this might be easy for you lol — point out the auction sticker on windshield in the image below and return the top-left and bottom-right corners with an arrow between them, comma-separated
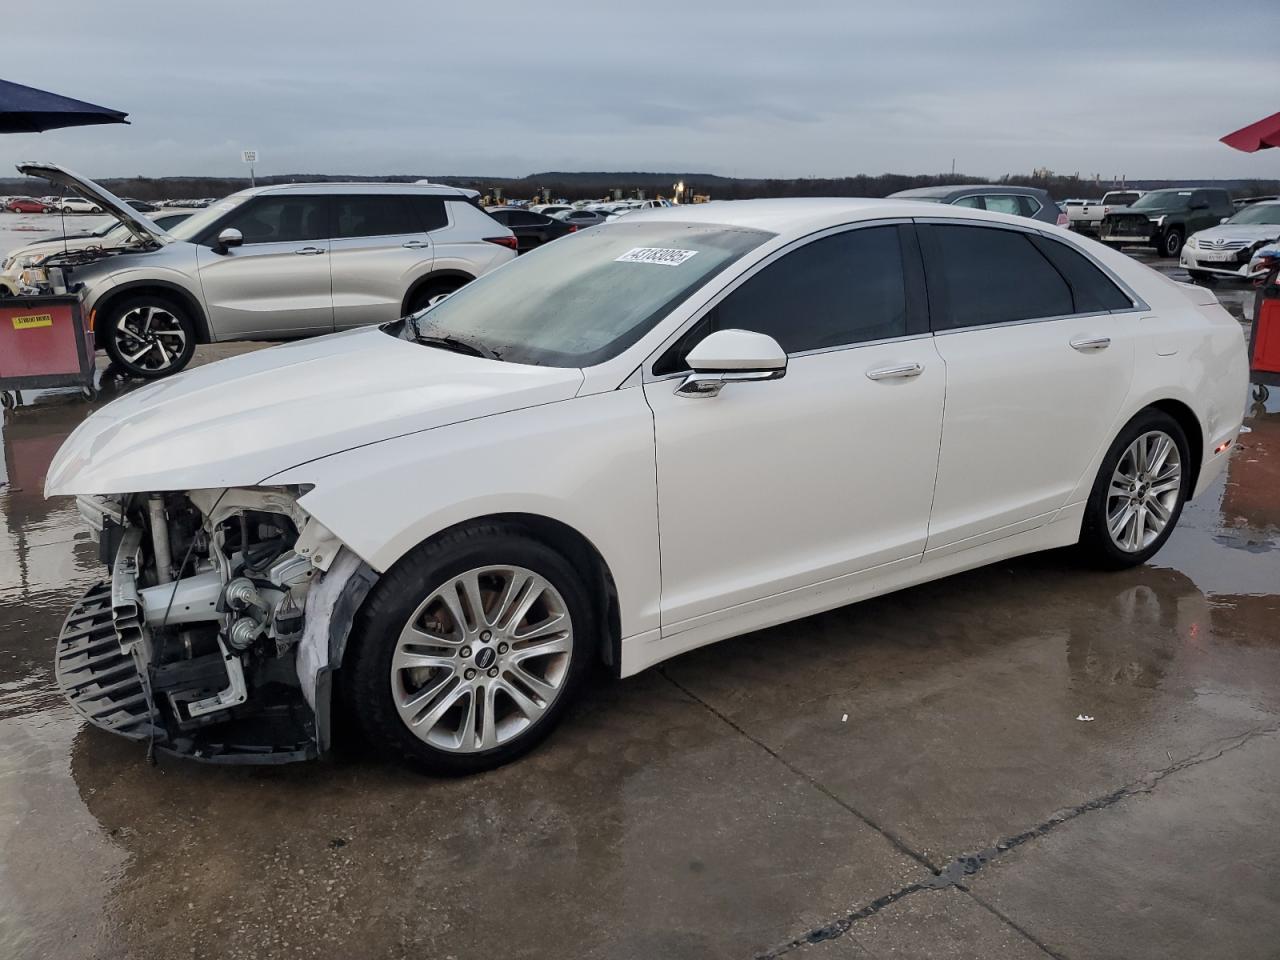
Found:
615,247 -> 699,266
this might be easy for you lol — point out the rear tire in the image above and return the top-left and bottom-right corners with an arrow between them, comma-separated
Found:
342,522 -> 594,775
1079,409 -> 1190,569
405,277 -> 469,315
101,294 -> 197,379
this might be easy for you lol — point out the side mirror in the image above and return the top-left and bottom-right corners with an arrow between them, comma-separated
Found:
675,328 -> 787,398
213,227 -> 243,254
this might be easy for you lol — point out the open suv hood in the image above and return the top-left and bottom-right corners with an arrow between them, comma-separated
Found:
15,162 -> 167,246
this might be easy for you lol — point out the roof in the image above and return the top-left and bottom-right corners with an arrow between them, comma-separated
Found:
618,197 -> 1052,235
248,181 -> 476,199
889,184 -> 1050,200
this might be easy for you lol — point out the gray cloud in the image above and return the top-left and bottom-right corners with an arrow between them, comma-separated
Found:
2,0 -> 1276,180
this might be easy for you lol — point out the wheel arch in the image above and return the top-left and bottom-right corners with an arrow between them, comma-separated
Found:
400,270 -> 476,316
91,280 -> 210,349
1147,398 -> 1203,491
353,512 -> 623,675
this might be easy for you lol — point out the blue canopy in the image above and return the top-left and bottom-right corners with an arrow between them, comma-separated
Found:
0,78 -> 128,134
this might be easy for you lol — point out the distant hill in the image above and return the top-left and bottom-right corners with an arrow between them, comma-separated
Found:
2,170 -> 1277,204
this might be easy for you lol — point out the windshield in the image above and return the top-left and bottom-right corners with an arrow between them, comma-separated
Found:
1228,204 -> 1280,226
1130,190 -> 1192,210
394,221 -> 772,367
166,195 -> 248,241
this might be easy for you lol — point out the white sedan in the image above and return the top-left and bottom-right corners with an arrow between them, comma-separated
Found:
47,199 -> 1248,773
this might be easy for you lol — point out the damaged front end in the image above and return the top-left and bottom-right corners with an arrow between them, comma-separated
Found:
54,487 -> 376,763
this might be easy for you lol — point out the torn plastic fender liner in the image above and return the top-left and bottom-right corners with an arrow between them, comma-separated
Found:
296,546 -> 378,753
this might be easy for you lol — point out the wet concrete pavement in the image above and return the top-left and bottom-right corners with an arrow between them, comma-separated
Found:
1,261 -> 1278,959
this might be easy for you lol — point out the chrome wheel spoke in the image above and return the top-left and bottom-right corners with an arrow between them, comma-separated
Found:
1107,430 -> 1182,553
390,563 -> 573,753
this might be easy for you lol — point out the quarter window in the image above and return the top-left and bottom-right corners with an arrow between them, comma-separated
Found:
219,197 -> 327,244
1017,195 -> 1043,217
1030,235 -> 1133,312
928,224 -> 1074,329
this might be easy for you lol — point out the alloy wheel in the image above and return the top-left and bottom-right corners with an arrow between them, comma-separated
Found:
1106,430 -> 1182,553
390,565 -> 573,753
113,304 -> 188,372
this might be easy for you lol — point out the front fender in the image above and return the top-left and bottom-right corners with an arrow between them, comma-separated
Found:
265,388 -> 662,640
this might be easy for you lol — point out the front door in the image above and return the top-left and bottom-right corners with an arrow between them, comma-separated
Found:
643,223 -> 945,630
918,221 -> 1138,554
195,195 -> 333,340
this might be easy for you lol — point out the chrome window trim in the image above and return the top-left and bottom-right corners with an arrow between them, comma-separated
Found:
640,217 -> 918,383
912,216 -> 1150,326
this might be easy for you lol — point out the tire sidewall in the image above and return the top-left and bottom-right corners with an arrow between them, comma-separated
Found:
102,295 -> 197,379
406,278 -> 467,315
343,526 -> 594,774
1161,229 -> 1184,258
1081,410 -> 1191,568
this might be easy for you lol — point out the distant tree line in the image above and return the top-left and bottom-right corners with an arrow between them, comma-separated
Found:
1,170 -> 1277,204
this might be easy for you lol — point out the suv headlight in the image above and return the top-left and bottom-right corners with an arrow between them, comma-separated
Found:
1151,215 -> 1166,226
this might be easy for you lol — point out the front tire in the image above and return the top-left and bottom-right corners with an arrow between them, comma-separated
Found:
1079,410 -> 1190,569
101,295 -> 196,379
1160,229 -> 1184,258
343,523 -> 594,774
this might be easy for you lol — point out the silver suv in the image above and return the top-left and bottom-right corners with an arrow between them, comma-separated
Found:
17,164 -> 517,378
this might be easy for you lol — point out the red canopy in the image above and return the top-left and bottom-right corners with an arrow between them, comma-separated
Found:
1221,111 -> 1280,152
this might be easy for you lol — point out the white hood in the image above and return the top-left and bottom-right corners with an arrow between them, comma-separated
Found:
16,161 -> 168,246
1191,223 -> 1280,244
46,327 -> 584,496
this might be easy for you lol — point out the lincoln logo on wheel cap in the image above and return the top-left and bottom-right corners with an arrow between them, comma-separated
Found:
475,648 -> 496,669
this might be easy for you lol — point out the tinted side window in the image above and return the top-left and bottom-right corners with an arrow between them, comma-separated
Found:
664,227 -> 910,366
220,197 -> 328,244
506,211 -> 546,226
333,196 -> 419,238
1030,235 -> 1133,312
928,224 -> 1073,329
953,195 -> 983,209
982,195 -> 1021,216
486,210 -> 512,225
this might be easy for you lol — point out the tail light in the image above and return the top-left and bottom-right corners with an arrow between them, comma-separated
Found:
1056,212 -> 1069,227
567,225 -> 578,233
484,236 -> 518,250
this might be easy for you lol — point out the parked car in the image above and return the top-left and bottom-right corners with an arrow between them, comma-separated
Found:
1180,199 -> 1280,283
1068,191 -> 1145,234
58,196 -> 103,214
4,196 -> 54,213
484,207 -> 576,252
121,197 -> 160,213
46,198 -> 1247,773
553,208 -> 609,228
888,185 -> 1064,225
530,204 -> 573,217
1232,195 -> 1280,209
1099,188 -> 1234,257
16,163 -> 517,379
0,212 -> 192,296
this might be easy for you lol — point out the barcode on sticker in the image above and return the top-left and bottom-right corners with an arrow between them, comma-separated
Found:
615,247 -> 698,266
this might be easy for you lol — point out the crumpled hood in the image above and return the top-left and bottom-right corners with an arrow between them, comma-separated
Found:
46,327 -> 584,496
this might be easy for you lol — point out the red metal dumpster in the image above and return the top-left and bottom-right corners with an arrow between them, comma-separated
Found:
0,293 -> 95,407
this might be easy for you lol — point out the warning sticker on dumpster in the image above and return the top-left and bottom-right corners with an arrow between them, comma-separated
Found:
11,313 -> 53,330
614,247 -> 699,266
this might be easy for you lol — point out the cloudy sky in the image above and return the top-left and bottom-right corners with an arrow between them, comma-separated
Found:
3,0 -> 1277,181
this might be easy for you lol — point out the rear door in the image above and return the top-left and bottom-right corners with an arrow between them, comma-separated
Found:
919,220 -> 1139,555
330,194 -> 433,330
194,194 -> 334,339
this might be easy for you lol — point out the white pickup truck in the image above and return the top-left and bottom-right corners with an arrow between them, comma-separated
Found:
1068,190 -> 1146,234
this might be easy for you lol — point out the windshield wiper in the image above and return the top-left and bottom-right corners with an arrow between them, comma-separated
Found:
413,333 -> 500,361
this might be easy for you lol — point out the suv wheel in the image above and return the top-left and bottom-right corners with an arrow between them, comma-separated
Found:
343,522 -> 593,774
102,295 -> 197,379
406,278 -> 468,315
1160,229 -> 1184,258
1079,409 -> 1190,569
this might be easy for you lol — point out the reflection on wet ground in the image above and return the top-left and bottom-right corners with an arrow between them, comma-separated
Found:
1,275 -> 1278,959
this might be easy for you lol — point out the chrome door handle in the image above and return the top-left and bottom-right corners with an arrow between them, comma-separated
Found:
1070,336 -> 1111,351
866,362 -> 923,381
294,246 -> 325,255
402,240 -> 429,249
